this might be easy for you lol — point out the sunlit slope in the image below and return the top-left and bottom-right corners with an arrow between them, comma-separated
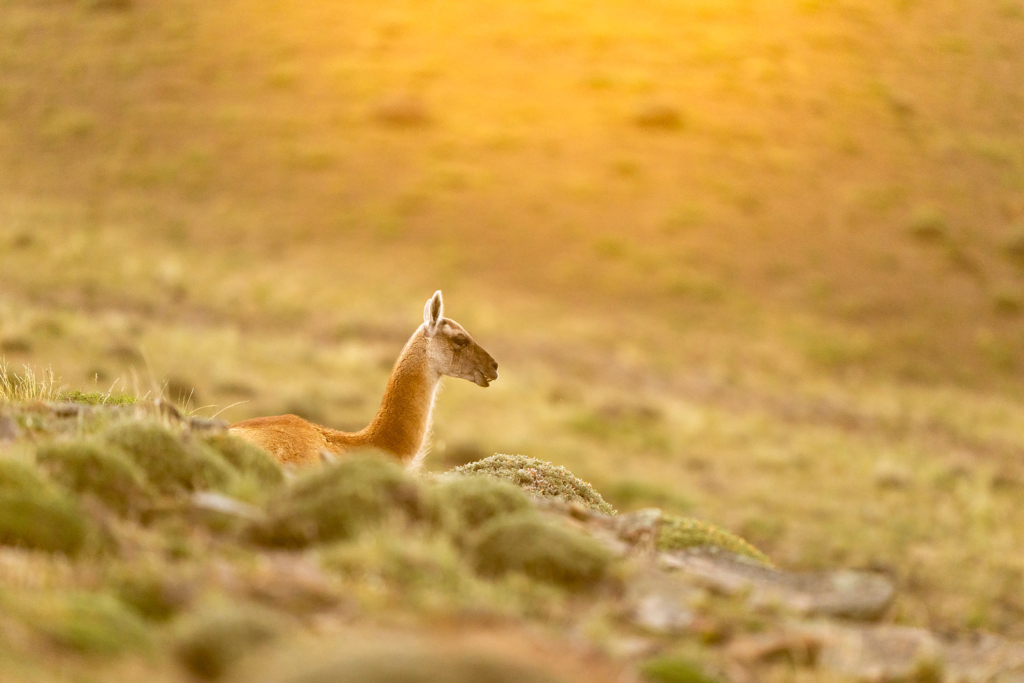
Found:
1,0 -> 1023,381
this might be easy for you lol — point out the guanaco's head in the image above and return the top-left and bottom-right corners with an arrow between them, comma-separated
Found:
422,290 -> 499,387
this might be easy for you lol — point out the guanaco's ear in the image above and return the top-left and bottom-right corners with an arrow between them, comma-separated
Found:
423,290 -> 444,335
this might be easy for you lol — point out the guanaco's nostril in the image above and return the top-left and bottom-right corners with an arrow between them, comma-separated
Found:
491,360 -> 499,371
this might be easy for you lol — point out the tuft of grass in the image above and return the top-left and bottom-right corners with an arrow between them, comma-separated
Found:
202,433 -> 283,488
657,515 -> 771,566
639,657 -> 722,683
0,361 -> 62,403
450,454 -> 615,515
434,475 -> 533,538
173,605 -> 280,680
36,440 -> 155,515
15,592 -> 150,654
103,422 -> 235,494
471,512 -> 612,590
251,453 -> 429,548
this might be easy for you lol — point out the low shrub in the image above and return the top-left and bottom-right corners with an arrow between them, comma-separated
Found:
0,458 -> 49,495
103,422 -> 235,494
17,591 -> 150,654
434,475 -> 532,537
37,440 -> 155,515
0,490 -> 90,555
251,454 -> 428,548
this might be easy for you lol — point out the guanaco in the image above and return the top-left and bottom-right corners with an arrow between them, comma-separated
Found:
230,291 -> 498,468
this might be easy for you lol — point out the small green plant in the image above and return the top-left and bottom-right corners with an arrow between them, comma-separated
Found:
640,656 -> 722,683
658,515 -> 771,566
57,390 -> 137,406
471,512 -> 612,589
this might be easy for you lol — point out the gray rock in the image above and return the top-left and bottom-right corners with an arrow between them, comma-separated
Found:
660,550 -> 895,621
801,623 -> 942,683
626,567 -> 697,634
0,415 -> 20,442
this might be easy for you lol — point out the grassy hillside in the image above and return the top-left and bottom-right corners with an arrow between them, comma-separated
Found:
2,0 -> 1024,646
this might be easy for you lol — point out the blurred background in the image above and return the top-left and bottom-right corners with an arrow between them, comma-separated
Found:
1,0 -> 1024,637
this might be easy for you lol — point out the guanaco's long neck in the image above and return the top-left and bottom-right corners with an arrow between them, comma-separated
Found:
326,328 -> 440,463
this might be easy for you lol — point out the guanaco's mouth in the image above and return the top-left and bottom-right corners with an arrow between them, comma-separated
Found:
474,370 -> 498,388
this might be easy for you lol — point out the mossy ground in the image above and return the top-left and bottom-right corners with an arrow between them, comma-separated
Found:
0,401 -> 765,683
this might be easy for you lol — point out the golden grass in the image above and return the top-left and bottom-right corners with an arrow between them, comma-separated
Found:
0,0 -> 1023,647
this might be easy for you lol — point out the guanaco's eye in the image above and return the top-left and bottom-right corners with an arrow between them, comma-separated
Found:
452,336 -> 469,348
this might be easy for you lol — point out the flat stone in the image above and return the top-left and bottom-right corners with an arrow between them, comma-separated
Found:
659,550 -> 895,621
944,632 -> 1024,683
0,415 -> 20,442
625,567 -> 697,635
191,492 -> 263,521
800,623 -> 942,683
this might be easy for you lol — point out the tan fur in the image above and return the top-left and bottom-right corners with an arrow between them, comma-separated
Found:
230,292 -> 497,468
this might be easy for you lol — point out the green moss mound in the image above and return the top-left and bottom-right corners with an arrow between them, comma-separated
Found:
267,648 -> 561,683
57,390 -> 136,406
103,422 -> 235,494
173,606 -> 279,680
640,657 -> 723,683
252,454 -> 429,548
0,490 -> 90,555
471,512 -> 612,589
17,592 -> 150,654
658,515 -> 771,566
0,458 -> 49,495
434,475 -> 533,536
203,433 -> 283,487
36,440 -> 155,515
450,454 -> 615,515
